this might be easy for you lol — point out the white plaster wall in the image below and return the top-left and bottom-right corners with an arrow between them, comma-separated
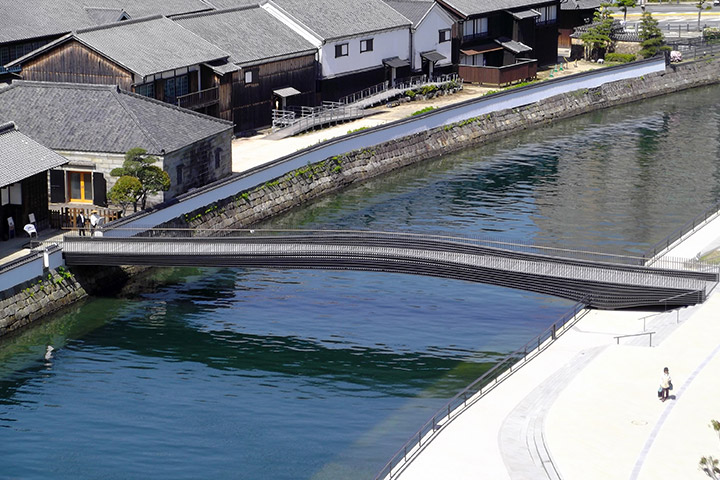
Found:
413,5 -> 454,71
320,28 -> 410,79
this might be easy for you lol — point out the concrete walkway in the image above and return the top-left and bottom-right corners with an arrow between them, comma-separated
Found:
393,217 -> 720,479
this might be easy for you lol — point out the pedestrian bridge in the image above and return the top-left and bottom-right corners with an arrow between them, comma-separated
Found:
62,229 -> 718,310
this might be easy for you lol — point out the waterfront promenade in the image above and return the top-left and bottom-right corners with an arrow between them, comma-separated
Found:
392,218 -> 720,479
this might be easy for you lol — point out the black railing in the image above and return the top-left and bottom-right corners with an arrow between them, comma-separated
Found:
373,299 -> 589,480
644,202 -> 720,261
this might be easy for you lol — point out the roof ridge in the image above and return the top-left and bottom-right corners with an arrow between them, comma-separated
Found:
174,3 -> 260,20
11,80 -> 119,91
110,87 -> 165,154
76,14 -> 163,34
0,121 -> 16,135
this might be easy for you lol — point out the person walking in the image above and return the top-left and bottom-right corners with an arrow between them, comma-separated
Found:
89,210 -> 99,237
76,212 -> 86,236
659,367 -> 672,402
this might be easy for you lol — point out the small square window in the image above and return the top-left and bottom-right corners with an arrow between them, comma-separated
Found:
335,43 -> 349,58
360,39 -> 373,53
176,165 -> 183,185
244,70 -> 253,84
439,29 -> 451,43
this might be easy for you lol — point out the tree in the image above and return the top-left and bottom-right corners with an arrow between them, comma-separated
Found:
615,0 -> 636,22
700,420 -> 720,479
580,3 -> 615,60
108,175 -> 142,214
110,148 -> 171,211
638,12 -> 670,58
696,0 -> 712,30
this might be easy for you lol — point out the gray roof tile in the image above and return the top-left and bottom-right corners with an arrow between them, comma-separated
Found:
0,122 -> 68,188
0,0 -> 213,45
73,16 -> 231,77
175,5 -> 316,67
439,0 -> 554,18
269,0 -> 411,41
0,81 -> 232,156
383,0 -> 434,26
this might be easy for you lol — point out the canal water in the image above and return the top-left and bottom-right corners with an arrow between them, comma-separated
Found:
2,85 -> 720,479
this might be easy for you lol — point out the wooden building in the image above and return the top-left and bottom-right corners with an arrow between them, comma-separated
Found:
175,5 -> 318,134
0,81 -> 233,209
559,0 -> 601,52
437,0 -> 560,85
7,16 -> 236,112
0,0 -> 213,67
0,122 -> 69,240
263,0 -> 412,102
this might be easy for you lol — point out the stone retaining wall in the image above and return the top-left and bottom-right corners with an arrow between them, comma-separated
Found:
3,57 -> 720,337
168,57 -> 720,232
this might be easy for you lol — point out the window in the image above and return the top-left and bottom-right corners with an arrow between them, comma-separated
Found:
135,82 -> 155,98
67,171 -> 92,203
176,165 -> 184,185
459,53 -> 485,66
462,17 -> 488,39
215,148 -> 222,169
537,5 -> 557,25
335,43 -> 349,57
244,70 -> 253,84
360,39 -> 373,53
164,74 -> 189,104
439,29 -> 451,43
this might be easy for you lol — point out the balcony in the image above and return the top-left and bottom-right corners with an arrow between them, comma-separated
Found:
458,58 -> 537,86
176,86 -> 219,110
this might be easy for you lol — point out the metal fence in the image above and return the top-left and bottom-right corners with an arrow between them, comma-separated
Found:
667,39 -> 720,61
373,299 -> 589,480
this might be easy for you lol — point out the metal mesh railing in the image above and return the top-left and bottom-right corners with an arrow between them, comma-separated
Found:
373,299 -> 590,480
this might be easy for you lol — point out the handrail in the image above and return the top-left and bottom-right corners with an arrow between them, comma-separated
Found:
373,298 -> 589,480
644,202 -> 720,262
614,331 -> 655,346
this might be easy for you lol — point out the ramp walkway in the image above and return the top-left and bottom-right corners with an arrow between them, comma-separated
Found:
62,229 -> 718,310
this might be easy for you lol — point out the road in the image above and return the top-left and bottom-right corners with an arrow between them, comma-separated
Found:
610,2 -> 720,34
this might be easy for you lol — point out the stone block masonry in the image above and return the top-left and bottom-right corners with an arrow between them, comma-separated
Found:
170,57 -> 720,233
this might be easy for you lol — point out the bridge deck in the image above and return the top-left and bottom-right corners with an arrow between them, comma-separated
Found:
62,232 -> 718,310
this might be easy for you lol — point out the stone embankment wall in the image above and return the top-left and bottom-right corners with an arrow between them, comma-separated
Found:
0,265 -> 140,337
2,57 -> 719,338
169,57 -> 720,232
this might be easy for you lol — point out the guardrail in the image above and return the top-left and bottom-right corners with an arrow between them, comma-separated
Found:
374,299 -> 589,480
644,201 -> 720,262
176,86 -> 219,110
106,56 -> 668,234
614,331 -> 656,347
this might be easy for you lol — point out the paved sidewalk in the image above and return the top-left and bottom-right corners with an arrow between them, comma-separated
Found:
394,221 -> 720,479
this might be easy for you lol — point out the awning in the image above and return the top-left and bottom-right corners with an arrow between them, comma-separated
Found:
494,37 -> 533,54
382,57 -> 410,69
508,9 -> 541,20
420,51 -> 446,63
202,60 -> 239,76
460,44 -> 503,56
273,87 -> 301,98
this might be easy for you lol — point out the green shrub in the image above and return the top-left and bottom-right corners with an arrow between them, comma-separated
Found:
704,27 -> 720,41
604,53 -> 636,63
411,106 -> 435,116
347,126 -> 369,134
404,89 -> 416,98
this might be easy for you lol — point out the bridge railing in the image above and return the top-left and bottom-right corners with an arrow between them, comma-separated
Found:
373,298 -> 590,480
75,226 -> 720,273
644,202 -> 720,263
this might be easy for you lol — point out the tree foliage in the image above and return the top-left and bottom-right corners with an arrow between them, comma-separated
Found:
580,3 -> 615,59
110,147 -> 171,211
638,12 -> 670,59
108,175 -> 142,214
696,0 -> 712,30
700,420 -> 720,479
615,0 -> 636,22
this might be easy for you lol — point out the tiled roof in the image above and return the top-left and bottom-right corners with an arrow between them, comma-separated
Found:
71,16 -> 231,77
561,0 -> 602,10
383,0 -> 434,26
175,5 -> 316,67
0,122 -> 68,188
0,82 -> 233,156
268,0 -> 411,41
0,0 -> 213,45
84,7 -> 130,24
438,0 -> 554,18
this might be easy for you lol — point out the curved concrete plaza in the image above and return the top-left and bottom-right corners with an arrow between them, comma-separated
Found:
393,216 -> 720,480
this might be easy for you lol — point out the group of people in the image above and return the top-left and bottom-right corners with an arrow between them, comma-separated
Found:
75,210 -> 102,237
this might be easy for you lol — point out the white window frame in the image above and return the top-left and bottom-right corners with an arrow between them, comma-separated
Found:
335,43 -> 349,57
244,70 -> 253,84
360,38 -> 373,53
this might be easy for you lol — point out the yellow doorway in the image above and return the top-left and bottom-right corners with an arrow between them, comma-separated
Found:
68,172 -> 92,203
